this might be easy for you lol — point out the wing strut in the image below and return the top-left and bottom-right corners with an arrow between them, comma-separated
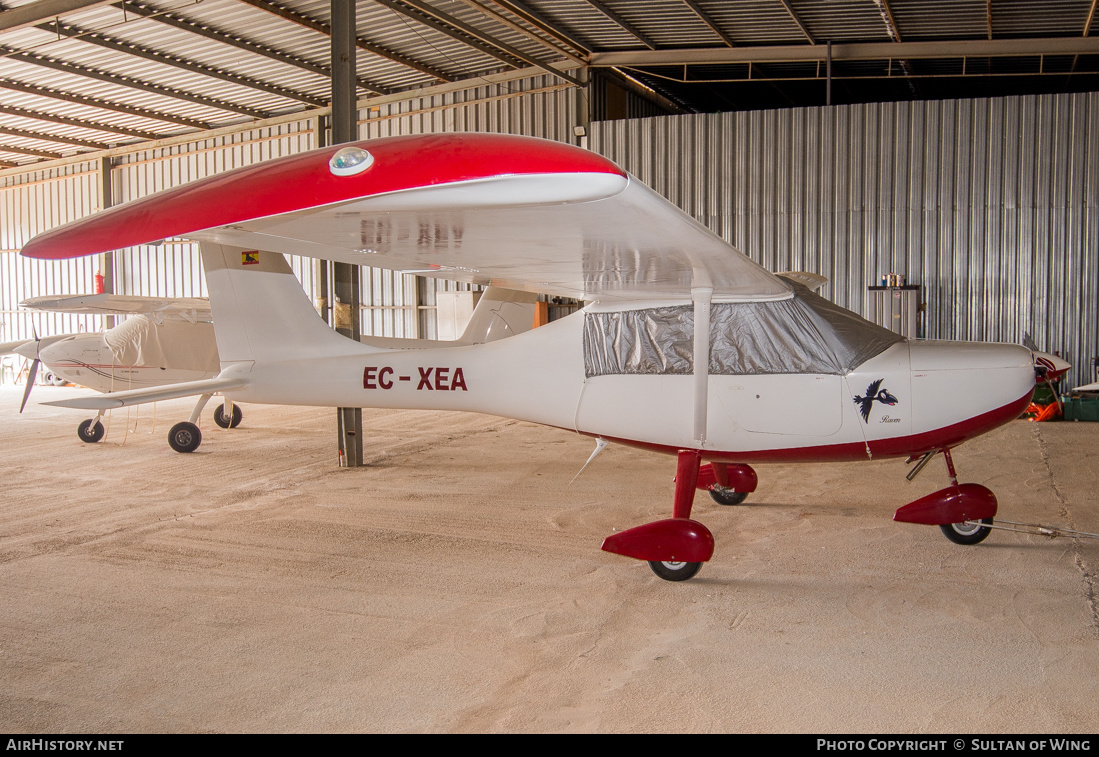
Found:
692,287 -> 712,445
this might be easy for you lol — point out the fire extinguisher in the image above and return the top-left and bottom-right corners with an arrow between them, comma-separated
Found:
94,270 -> 104,294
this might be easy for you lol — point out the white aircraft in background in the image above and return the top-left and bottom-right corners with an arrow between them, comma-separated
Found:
20,133 -> 1038,581
9,287 -> 538,443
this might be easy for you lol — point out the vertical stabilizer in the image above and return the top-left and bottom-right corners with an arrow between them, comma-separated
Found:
200,243 -> 366,363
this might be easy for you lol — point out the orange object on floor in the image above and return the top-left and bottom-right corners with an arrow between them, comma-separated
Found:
1024,402 -> 1062,422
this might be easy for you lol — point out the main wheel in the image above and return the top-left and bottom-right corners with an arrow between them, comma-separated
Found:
940,518 -> 993,545
709,486 -> 748,506
648,560 -> 703,582
77,419 -> 104,443
168,421 -> 202,453
213,403 -> 243,429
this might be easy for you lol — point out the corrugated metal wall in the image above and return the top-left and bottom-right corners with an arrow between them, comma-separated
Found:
591,93 -> 1099,390
1,164 -> 102,345
0,73 -> 581,364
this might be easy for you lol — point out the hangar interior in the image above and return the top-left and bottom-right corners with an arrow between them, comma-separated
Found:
2,0 -> 1099,734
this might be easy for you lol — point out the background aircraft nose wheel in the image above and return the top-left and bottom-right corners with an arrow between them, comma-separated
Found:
708,487 -> 748,506
648,560 -> 703,581
213,403 -> 243,429
940,518 -> 993,545
168,421 -> 202,453
77,419 -> 104,443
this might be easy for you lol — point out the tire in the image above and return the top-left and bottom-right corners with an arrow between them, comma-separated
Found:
77,419 -> 105,443
709,487 -> 748,506
940,518 -> 993,545
213,403 -> 243,429
168,421 -> 202,453
648,560 -> 703,582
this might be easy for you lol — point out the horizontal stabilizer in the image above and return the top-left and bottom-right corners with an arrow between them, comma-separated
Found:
776,271 -> 829,292
42,377 -> 247,410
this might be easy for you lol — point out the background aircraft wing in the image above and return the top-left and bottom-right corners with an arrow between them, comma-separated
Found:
20,134 -> 790,304
22,294 -> 211,321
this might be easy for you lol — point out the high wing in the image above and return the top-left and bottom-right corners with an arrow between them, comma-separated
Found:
22,294 -> 211,321
19,133 -> 791,304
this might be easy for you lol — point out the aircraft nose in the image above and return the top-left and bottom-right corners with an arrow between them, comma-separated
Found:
12,340 -> 39,360
909,340 -> 1035,438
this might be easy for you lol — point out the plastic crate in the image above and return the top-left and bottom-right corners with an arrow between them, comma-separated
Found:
1063,397 -> 1099,422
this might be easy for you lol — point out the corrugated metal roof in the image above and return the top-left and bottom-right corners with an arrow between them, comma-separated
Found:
1,0 -> 1097,169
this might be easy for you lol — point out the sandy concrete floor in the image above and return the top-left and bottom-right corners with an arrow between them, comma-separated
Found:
1,385 -> 1097,733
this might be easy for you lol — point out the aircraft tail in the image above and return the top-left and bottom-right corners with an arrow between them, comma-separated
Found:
200,243 -> 366,364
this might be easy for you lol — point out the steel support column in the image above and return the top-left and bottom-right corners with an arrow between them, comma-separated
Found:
331,0 -> 362,467
99,155 -> 115,329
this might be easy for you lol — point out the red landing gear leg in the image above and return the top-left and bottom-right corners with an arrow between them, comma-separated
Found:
894,447 -> 997,545
601,450 -> 715,581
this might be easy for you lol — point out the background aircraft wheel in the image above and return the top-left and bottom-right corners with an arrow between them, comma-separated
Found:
168,422 -> 202,453
648,560 -> 703,582
940,518 -> 993,545
77,419 -> 104,443
213,403 -> 243,429
709,487 -> 748,506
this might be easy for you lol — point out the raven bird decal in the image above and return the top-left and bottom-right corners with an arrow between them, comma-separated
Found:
854,379 -> 898,423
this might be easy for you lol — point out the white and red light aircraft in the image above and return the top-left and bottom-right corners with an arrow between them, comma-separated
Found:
20,133 -> 1037,581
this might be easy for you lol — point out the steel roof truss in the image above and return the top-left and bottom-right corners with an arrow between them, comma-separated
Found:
0,123 -> 110,149
37,18 -> 328,107
680,0 -> 735,48
232,0 -> 451,84
0,103 -> 160,140
0,76 -> 212,129
454,0 -> 587,66
1,46 -> 275,119
580,0 -> 658,51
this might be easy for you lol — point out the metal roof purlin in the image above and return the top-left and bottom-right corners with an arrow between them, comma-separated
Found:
777,0 -> 814,45
0,76 -> 212,129
381,0 -> 584,86
232,0 -> 453,83
0,46 -> 276,119
454,0 -> 588,66
680,0 -> 736,48
0,0 -> 115,32
580,0 -> 658,50
485,0 -> 591,56
0,63 -> 581,177
111,1 -> 380,94
0,123 -> 110,149
0,102 -> 162,140
35,19 -> 329,107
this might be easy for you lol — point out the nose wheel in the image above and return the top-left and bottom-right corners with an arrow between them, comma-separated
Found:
896,449 -> 998,545
940,518 -> 994,545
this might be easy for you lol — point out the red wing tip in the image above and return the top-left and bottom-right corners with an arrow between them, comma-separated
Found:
20,133 -> 626,261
